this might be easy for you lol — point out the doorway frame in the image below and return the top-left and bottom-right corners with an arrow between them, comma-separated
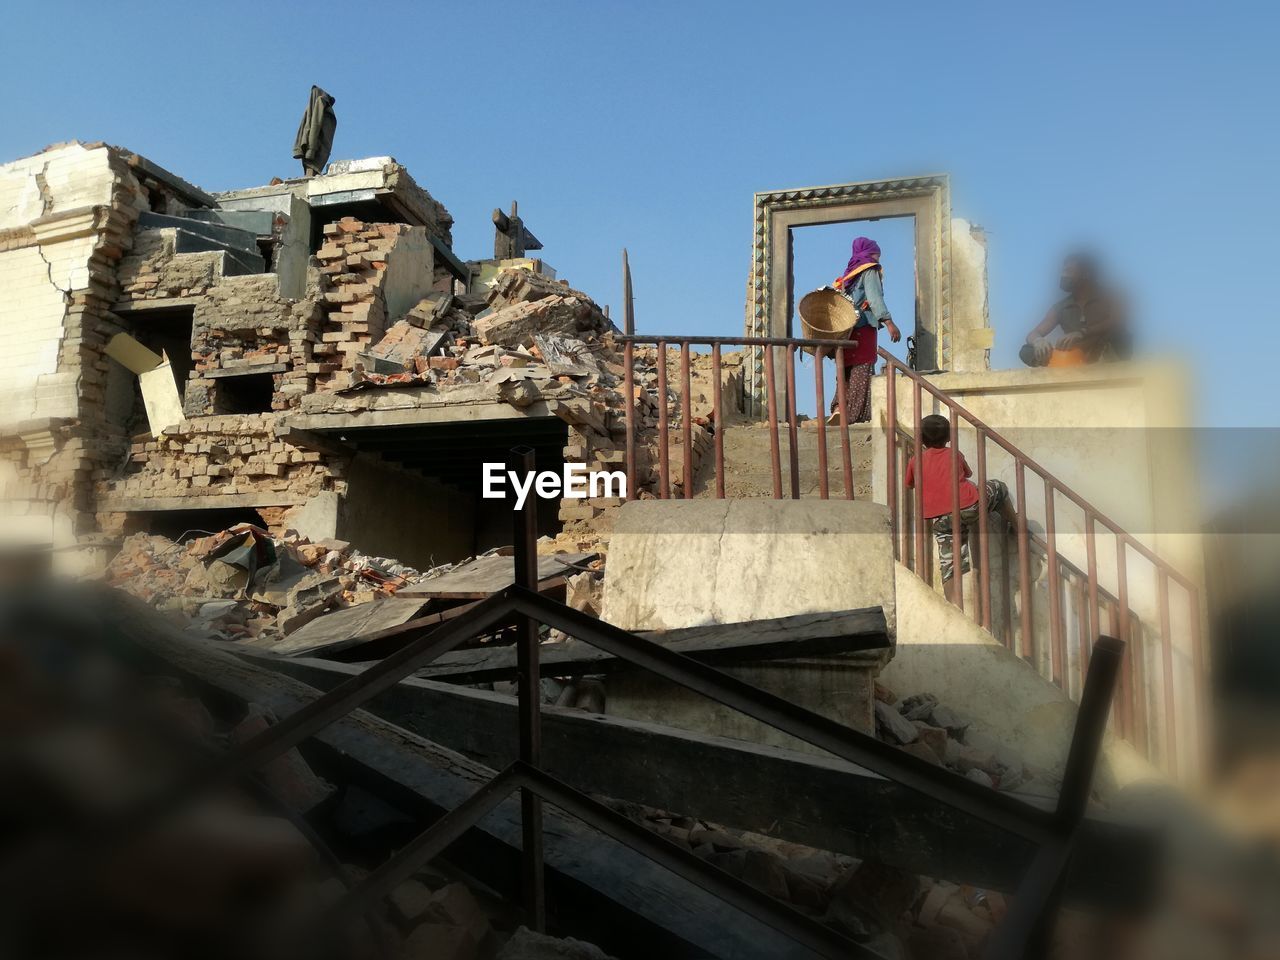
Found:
745,175 -> 952,414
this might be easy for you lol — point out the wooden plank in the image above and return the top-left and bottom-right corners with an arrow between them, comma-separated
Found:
396,552 -> 595,600
101,589 -> 821,960
412,607 -> 890,684
246,651 -> 1158,911
271,597 -> 430,656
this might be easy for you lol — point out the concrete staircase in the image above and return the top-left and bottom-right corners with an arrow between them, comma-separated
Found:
693,420 -> 874,499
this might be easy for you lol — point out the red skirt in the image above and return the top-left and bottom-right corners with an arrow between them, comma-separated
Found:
841,322 -> 877,368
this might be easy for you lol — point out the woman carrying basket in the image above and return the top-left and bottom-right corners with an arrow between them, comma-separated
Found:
833,236 -> 900,423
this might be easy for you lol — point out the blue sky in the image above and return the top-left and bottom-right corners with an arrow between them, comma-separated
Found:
3,0 -> 1277,427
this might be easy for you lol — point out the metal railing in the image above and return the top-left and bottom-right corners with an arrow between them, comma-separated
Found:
619,335 -> 1203,775
116,446 -> 1124,960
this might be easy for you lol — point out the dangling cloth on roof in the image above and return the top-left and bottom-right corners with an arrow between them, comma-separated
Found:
292,85 -> 337,177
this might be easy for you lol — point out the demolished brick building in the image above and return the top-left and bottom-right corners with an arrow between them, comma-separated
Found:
0,142 -> 721,575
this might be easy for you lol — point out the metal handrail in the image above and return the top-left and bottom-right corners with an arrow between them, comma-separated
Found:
617,334 -> 1202,775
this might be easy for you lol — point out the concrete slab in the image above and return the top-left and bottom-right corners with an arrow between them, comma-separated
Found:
599,499 -> 896,752
602,498 -> 896,634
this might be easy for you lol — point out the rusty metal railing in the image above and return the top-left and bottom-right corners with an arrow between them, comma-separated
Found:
619,335 -> 1203,775
879,352 -> 1204,776
109,445 -> 1126,960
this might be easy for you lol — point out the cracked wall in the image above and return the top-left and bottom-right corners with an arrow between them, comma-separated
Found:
0,143 -> 138,427
0,142 -> 147,564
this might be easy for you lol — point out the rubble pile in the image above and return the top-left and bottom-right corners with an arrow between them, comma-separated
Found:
874,684 -> 1058,798
104,525 -> 432,642
613,799 -> 1007,958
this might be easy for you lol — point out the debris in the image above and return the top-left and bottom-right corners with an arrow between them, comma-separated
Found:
874,700 -> 919,745
497,927 -> 617,960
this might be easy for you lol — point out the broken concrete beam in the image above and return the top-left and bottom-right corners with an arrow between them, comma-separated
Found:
245,650 -> 1159,911
411,607 -> 889,684
473,295 -> 609,349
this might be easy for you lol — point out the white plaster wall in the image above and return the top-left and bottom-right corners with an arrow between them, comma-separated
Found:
0,144 -> 117,427
949,219 -> 992,373
0,142 -> 117,229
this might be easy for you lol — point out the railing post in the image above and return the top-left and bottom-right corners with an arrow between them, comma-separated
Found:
623,339 -> 635,501
948,409 -> 964,611
912,381 -> 927,579
510,446 -> 546,931
885,364 -> 898,555
1045,479 -> 1064,687
712,344 -> 725,499
1015,462 -> 1033,660
764,345 -> 783,499
656,344 -> 670,499
814,347 -> 829,500
785,344 -> 800,500
975,429 -> 992,631
1158,571 -> 1177,776
680,341 -> 694,499
1084,512 -> 1099,672
835,347 -> 854,499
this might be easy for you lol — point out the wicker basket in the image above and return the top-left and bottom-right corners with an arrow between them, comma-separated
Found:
798,288 -> 858,354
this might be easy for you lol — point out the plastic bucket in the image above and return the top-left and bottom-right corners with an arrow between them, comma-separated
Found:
798,288 -> 858,354
1047,347 -> 1087,368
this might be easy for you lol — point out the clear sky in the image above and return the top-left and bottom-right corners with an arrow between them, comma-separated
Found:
3,0 -> 1277,428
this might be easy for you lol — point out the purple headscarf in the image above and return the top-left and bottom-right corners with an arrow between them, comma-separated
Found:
842,237 -> 881,287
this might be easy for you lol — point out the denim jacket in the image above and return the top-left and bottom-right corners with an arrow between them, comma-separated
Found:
843,268 -> 892,329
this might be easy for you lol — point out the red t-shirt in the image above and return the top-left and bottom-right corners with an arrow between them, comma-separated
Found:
905,447 -> 980,519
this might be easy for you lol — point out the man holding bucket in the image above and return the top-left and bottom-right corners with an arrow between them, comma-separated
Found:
833,237 -> 900,422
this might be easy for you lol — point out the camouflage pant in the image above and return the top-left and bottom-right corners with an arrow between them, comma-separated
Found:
932,479 -> 1009,581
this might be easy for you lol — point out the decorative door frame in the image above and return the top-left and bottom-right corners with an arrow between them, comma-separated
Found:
745,175 -> 952,414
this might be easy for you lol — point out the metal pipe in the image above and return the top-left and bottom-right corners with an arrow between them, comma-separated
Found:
511,446 -> 546,930
1016,462 -> 1033,660
1115,540 -> 1134,741
814,347 -> 829,500
885,365 -> 898,553
913,381 -> 927,578
785,344 -> 800,499
976,430 -> 992,630
712,343 -> 725,499
1085,512 -> 1099,673
1000,529 -> 1013,650
656,344 -> 670,499
764,346 -> 782,500
1189,589 -> 1205,776
680,342 -> 694,500
835,347 -> 854,499
1045,479 -> 1064,687
949,410 -> 964,612
623,339 -> 635,501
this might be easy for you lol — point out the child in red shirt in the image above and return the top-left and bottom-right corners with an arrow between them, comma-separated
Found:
905,415 -> 1017,588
